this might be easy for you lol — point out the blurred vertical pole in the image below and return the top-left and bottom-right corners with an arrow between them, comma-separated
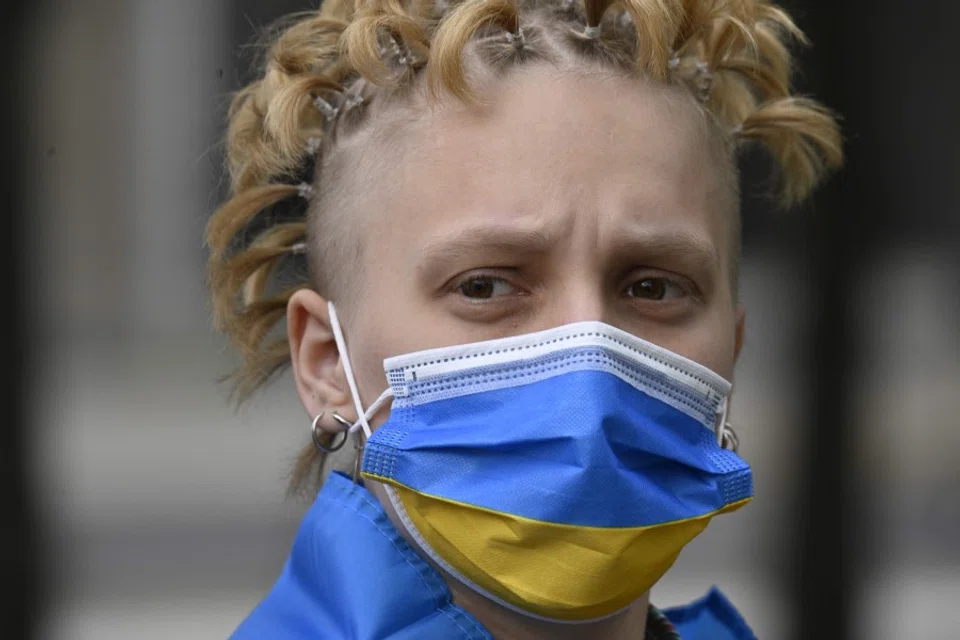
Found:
788,2 -> 863,639
3,1 -> 38,638
130,0 -> 228,339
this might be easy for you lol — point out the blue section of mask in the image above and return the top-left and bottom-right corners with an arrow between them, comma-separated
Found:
363,367 -> 751,529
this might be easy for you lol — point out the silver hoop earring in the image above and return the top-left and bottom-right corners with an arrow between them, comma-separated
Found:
331,412 -> 354,431
720,423 -> 741,453
330,412 -> 367,483
311,412 -> 348,453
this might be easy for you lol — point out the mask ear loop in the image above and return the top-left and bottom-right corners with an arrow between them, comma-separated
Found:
327,302 -> 394,437
716,395 -> 741,453
328,302 -> 394,481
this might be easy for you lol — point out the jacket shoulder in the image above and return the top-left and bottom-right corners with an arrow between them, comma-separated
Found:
661,587 -> 758,640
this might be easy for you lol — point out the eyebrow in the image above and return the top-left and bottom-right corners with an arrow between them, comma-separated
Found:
416,222 -> 721,281
417,225 -> 552,276
610,227 -> 720,274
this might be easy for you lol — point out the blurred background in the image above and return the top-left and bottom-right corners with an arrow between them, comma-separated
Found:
4,1 -> 958,638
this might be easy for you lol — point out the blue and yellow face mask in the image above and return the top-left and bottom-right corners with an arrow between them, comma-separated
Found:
329,304 -> 753,623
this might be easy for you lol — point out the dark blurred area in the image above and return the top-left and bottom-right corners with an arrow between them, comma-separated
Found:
6,1 -> 958,639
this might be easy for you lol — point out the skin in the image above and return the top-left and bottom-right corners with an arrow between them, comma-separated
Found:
287,63 -> 746,639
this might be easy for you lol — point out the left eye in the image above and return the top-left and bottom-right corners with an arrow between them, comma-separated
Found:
457,276 -> 517,300
625,278 -> 686,301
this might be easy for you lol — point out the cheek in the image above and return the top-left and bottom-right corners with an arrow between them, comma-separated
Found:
343,312 -> 395,426
341,266 -> 434,427
648,303 -> 739,380
696,308 -> 738,380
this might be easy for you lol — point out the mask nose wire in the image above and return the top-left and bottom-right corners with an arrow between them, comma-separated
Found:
328,302 -> 393,439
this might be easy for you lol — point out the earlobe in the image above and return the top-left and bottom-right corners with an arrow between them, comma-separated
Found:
733,302 -> 746,363
287,289 -> 352,427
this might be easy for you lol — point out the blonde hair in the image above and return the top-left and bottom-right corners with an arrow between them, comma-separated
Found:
205,0 -> 842,492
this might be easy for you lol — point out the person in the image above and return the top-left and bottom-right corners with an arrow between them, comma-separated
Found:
206,0 -> 841,637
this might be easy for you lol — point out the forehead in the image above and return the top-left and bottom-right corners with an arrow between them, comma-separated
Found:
362,63 -> 733,267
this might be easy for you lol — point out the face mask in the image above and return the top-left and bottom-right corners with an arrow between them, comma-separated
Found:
328,303 -> 753,623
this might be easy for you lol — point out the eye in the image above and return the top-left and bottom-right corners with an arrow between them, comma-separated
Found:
456,275 -> 518,300
625,277 -> 687,301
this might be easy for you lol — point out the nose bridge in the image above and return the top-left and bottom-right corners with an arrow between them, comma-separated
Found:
547,273 -> 609,327
540,202 -> 611,329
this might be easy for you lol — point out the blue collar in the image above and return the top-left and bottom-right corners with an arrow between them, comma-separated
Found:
232,473 -> 755,640
232,473 -> 490,639
662,587 -> 758,640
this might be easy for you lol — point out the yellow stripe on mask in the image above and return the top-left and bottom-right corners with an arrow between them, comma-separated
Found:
370,475 -> 750,621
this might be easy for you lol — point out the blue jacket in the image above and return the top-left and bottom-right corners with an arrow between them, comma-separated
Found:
233,473 -> 757,639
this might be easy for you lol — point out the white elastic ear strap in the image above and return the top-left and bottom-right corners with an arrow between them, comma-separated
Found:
717,395 -> 730,445
328,302 -> 376,438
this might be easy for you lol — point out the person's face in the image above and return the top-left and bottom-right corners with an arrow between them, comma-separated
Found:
289,63 -> 745,434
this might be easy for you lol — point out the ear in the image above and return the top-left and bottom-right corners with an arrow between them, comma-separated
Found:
287,288 -> 354,434
733,301 -> 746,363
